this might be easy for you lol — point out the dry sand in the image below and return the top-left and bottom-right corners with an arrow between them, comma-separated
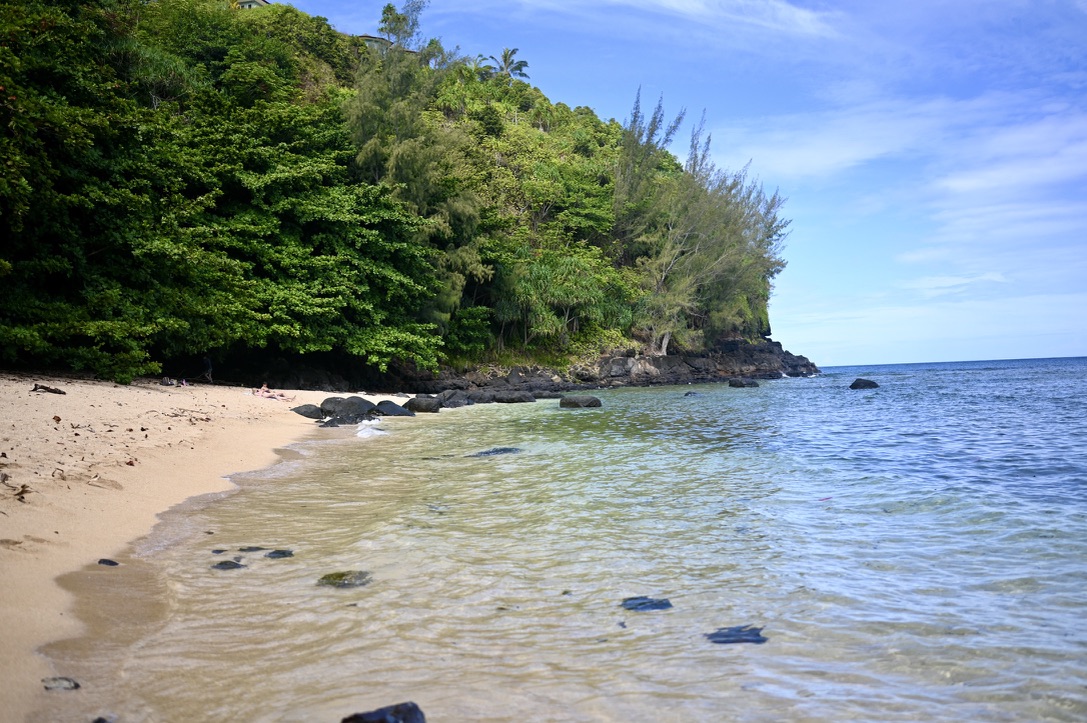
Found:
0,373 -> 409,721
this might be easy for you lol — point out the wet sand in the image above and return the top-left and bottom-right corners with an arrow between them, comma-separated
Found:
0,373 -> 408,721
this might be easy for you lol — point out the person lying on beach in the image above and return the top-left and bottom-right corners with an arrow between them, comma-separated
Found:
253,383 -> 294,401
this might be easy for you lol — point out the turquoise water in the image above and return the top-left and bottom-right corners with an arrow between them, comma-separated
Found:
41,358 -> 1087,721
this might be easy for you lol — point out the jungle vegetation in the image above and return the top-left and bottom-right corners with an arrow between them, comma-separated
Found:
0,0 -> 788,382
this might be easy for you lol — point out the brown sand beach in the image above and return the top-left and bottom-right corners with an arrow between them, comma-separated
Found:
0,373 -> 406,721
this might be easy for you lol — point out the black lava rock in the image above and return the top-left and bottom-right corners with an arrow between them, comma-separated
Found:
620,596 -> 673,611
850,378 -> 879,389
704,625 -> 767,644
342,701 -> 426,723
211,560 -> 246,570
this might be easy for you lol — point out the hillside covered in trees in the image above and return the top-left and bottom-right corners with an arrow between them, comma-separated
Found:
0,0 -> 792,383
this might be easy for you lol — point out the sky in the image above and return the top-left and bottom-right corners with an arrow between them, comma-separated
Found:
284,0 -> 1087,367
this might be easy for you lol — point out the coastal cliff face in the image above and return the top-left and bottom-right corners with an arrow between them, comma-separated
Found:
380,338 -> 819,395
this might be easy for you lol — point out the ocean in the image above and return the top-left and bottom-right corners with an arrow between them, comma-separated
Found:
39,357 -> 1087,722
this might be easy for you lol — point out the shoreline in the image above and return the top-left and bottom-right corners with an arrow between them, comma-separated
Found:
0,373 -> 409,721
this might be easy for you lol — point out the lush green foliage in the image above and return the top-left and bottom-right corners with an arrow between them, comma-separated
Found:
0,0 -> 788,382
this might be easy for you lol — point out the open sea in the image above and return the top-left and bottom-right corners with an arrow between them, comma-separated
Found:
39,357 -> 1087,722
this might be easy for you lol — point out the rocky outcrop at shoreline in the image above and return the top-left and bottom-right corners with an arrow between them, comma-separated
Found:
391,338 -> 818,396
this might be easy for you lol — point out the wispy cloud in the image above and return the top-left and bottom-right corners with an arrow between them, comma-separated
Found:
898,273 -> 1006,299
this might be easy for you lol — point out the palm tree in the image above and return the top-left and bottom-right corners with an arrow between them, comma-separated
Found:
488,47 -> 529,82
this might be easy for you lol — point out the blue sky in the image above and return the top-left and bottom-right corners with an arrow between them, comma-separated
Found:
285,0 -> 1087,366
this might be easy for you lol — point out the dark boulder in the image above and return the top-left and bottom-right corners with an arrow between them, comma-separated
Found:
620,596 -> 673,611
849,378 -> 879,389
324,396 -> 378,422
97,558 -> 119,566
466,390 -> 496,404
374,399 -> 414,417
704,625 -> 767,644
559,395 -> 602,408
320,396 -> 346,416
404,397 -> 442,413
342,702 -> 426,723
493,390 -> 536,403
436,389 -> 472,408
265,549 -> 294,559
728,377 -> 759,388
291,404 -> 324,420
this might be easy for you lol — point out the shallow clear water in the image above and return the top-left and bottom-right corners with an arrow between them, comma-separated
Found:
42,358 -> 1087,722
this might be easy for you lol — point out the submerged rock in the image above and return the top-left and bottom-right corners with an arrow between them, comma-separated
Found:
318,570 -> 372,588
211,560 -> 246,570
342,701 -> 426,723
466,447 -> 522,458
850,378 -> 879,389
42,676 -> 80,691
620,596 -> 673,612
265,549 -> 294,559
97,558 -> 119,566
238,546 -> 268,552
704,625 -> 768,644
559,395 -> 602,408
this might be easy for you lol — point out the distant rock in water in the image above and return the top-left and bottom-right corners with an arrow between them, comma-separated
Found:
559,395 -> 601,408
211,560 -> 246,570
620,596 -> 673,611
238,546 -> 268,552
97,558 -> 119,566
728,377 -> 759,388
265,549 -> 294,559
467,447 -> 522,458
705,625 -> 767,644
342,701 -> 426,723
318,571 -> 372,588
850,378 -> 879,389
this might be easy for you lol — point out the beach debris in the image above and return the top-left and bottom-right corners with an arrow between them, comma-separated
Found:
317,570 -> 372,588
42,676 -> 80,691
211,560 -> 246,570
31,384 -> 66,395
97,558 -> 119,566
849,378 -> 879,389
4,480 -> 32,502
52,415 -> 62,423
342,701 -> 426,723
466,447 -> 522,458
704,625 -> 768,644
265,549 -> 294,559
620,596 -> 673,612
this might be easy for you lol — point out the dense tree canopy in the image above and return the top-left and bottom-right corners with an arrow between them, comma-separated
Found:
0,0 -> 788,382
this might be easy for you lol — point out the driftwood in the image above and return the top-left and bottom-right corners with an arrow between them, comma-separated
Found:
31,383 -> 66,395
